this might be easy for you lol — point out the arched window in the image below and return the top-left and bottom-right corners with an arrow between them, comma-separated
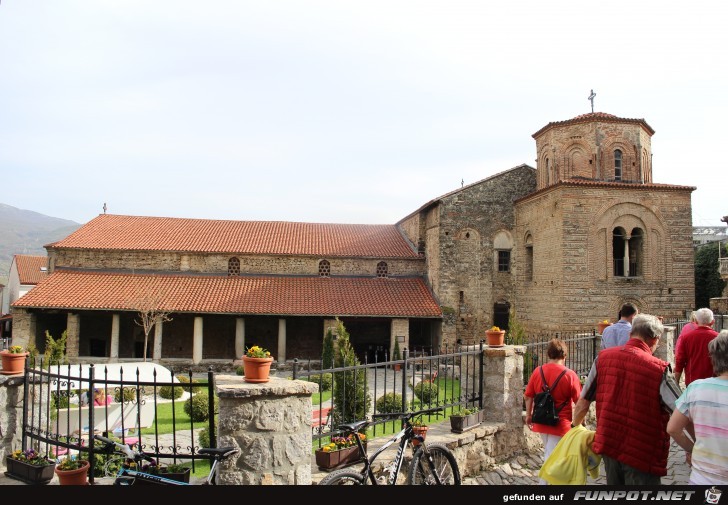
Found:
614,150 -> 623,181
525,234 -> 533,282
376,261 -> 388,278
318,259 -> 331,277
612,227 -> 642,277
228,257 -> 240,276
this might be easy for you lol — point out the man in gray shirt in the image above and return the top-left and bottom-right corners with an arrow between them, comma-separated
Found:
600,303 -> 638,350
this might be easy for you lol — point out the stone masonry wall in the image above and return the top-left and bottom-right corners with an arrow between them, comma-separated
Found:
51,250 -> 426,277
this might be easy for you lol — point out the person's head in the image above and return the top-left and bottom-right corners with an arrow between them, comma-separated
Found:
709,330 -> 728,376
629,314 -> 664,351
546,338 -> 568,360
620,303 -> 638,321
93,388 -> 105,399
695,308 -> 714,326
689,311 -> 698,324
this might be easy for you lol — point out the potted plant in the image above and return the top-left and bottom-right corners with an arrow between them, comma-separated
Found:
485,326 -> 505,347
411,418 -> 428,446
597,320 -> 612,334
1,345 -> 29,375
5,448 -> 57,484
242,345 -> 274,383
450,407 -> 483,433
315,432 -> 367,471
54,455 -> 90,485
132,460 -> 191,484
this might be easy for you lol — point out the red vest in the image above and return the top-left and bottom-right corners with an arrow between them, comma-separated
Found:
592,339 -> 670,476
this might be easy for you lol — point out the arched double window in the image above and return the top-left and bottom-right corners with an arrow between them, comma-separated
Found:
612,227 -> 642,277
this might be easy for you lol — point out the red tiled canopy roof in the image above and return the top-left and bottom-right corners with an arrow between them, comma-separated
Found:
13,270 -> 442,318
15,255 -> 48,285
48,214 -> 419,259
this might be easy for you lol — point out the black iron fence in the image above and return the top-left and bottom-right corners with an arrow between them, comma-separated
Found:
20,360 -> 216,484
292,343 -> 484,447
521,331 -> 599,384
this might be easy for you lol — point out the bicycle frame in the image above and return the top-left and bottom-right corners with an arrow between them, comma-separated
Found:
113,466 -> 191,486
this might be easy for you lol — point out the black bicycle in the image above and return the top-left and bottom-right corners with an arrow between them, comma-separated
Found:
94,434 -> 239,485
318,406 -> 461,485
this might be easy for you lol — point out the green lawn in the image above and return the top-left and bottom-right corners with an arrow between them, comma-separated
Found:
140,401 -> 211,436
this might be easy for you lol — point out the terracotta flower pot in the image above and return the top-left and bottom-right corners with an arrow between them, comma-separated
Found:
0,351 -> 28,375
412,425 -> 428,446
485,330 -> 505,347
597,322 -> 611,334
242,356 -> 274,383
55,460 -> 90,485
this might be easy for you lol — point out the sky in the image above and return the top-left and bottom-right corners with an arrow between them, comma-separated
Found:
0,1 -> 726,228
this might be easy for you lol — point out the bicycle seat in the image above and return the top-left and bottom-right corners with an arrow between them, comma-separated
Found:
198,447 -> 238,458
336,420 -> 368,432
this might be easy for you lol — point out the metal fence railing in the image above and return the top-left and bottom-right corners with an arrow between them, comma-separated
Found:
292,343 -> 484,448
21,360 -> 216,484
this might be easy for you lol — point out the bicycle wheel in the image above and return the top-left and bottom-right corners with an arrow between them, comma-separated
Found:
318,469 -> 365,485
407,443 -> 461,485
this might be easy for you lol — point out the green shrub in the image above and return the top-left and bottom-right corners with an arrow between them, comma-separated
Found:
306,373 -> 333,392
198,427 -> 210,448
176,375 -> 204,394
375,392 -> 403,414
159,383 -> 184,400
114,386 -> 145,403
184,393 -> 219,422
413,380 -> 439,404
322,328 -> 335,370
235,366 -> 244,376
332,318 -> 370,425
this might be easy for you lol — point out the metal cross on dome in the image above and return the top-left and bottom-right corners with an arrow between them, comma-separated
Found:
588,89 -> 596,113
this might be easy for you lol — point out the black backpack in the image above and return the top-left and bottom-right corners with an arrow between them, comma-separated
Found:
532,366 -> 568,426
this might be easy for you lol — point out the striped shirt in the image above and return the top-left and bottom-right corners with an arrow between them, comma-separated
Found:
675,377 -> 728,484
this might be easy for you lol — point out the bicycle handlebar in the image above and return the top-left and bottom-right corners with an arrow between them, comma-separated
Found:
371,406 -> 444,421
94,434 -> 153,463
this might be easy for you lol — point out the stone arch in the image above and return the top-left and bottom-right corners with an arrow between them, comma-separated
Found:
589,201 -> 668,282
537,145 -> 555,188
601,140 -> 635,181
564,143 -> 592,179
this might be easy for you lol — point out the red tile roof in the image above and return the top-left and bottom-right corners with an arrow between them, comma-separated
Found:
532,112 -> 655,138
14,255 -> 48,285
515,179 -> 696,204
12,270 -> 442,318
48,214 -> 419,258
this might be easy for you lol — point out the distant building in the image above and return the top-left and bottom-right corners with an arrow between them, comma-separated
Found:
2,255 -> 48,340
11,111 -> 697,366
692,226 -> 728,246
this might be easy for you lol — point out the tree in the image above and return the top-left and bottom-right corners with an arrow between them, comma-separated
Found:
331,317 -> 370,426
322,327 -> 335,370
694,241 -> 727,308
133,292 -> 173,362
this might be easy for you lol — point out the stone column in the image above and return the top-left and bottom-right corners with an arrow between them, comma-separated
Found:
152,318 -> 163,361
215,375 -> 318,485
655,325 -> 676,366
193,317 -> 203,365
235,318 -> 245,359
277,318 -> 286,364
110,314 -> 120,359
390,319 -> 409,358
323,319 -> 337,338
66,313 -> 80,358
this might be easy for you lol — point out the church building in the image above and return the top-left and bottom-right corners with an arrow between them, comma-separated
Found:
11,111 -> 696,367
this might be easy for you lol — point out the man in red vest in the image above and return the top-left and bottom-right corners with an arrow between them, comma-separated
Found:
674,307 -> 719,387
572,314 -> 682,485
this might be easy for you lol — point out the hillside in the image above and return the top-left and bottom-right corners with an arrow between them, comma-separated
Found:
0,203 -> 82,285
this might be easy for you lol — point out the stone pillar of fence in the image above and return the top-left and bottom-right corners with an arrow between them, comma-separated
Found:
214,375 -> 318,485
0,375 -> 24,462
482,345 -> 524,426
655,325 -> 676,366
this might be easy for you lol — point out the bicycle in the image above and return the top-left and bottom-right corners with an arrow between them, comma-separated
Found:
94,434 -> 239,485
317,406 -> 461,485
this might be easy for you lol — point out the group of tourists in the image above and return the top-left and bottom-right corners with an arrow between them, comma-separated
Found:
523,304 -> 728,485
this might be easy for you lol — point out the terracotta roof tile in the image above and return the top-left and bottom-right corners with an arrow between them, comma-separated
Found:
49,214 -> 418,258
12,270 -> 442,318
532,112 -> 655,138
14,255 -> 48,285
